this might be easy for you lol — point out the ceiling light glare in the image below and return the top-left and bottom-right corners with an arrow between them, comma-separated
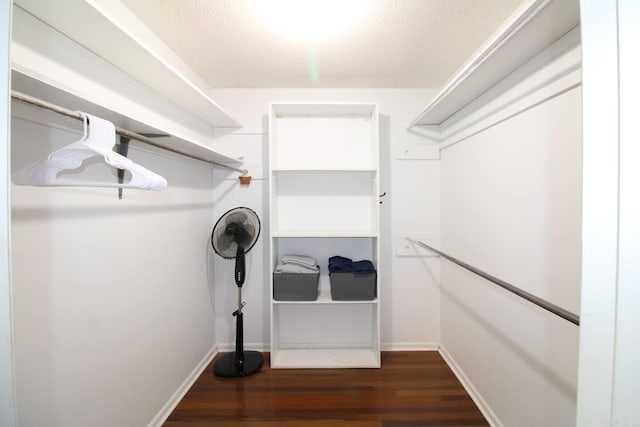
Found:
251,0 -> 367,43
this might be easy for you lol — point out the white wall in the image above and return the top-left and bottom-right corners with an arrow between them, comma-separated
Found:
577,1 -> 640,425
208,88 -> 441,352
1,1 -> 16,426
438,61 -> 582,425
611,1 -> 640,422
10,108 -> 218,426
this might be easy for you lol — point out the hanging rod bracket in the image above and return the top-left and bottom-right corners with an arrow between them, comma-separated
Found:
117,136 -> 130,199
116,134 -> 171,199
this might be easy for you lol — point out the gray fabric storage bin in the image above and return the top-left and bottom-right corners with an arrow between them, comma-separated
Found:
273,271 -> 320,301
329,272 -> 377,301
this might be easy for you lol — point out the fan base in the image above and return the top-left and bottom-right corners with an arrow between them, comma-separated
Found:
213,351 -> 264,378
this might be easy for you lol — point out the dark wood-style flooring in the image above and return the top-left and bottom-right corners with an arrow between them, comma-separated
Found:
164,351 -> 488,426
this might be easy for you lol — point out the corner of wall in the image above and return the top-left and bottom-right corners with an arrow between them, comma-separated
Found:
438,345 -> 502,427
147,345 -> 219,427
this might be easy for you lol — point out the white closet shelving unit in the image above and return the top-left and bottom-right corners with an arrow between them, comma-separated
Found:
11,0 -> 243,165
269,103 -> 380,369
409,0 -> 580,132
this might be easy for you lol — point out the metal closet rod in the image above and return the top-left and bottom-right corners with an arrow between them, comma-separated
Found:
406,238 -> 580,326
11,90 -> 248,175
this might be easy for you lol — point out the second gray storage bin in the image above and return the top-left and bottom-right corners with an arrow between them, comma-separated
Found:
273,271 -> 320,301
329,272 -> 377,301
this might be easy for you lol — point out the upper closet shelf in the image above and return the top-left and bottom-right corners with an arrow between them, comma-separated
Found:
272,103 -> 377,118
14,0 -> 239,129
409,0 -> 580,128
12,0 -> 244,168
11,84 -> 246,173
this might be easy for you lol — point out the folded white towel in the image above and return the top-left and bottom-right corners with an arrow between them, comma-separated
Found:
282,254 -> 318,269
274,263 -> 319,274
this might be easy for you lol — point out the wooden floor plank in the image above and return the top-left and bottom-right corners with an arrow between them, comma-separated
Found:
164,351 -> 488,426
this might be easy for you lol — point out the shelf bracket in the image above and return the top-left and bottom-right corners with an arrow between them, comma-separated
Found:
116,136 -> 129,200
116,133 -> 169,199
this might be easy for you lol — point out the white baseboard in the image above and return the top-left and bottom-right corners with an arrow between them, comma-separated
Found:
217,342 -> 440,352
382,342 -> 440,351
147,345 -> 218,427
216,342 -> 268,353
438,345 -> 502,427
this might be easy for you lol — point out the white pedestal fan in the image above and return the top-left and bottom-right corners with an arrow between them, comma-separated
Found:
210,207 -> 263,377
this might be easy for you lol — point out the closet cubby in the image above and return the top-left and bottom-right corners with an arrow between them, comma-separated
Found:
271,171 -> 378,236
273,237 -> 378,304
272,304 -> 379,368
269,103 -> 380,368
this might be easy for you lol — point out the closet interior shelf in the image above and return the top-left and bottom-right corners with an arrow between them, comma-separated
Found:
11,90 -> 249,176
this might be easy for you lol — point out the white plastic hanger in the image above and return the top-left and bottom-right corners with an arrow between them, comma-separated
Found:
20,112 -> 167,190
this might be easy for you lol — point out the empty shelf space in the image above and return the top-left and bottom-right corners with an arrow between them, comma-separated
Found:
270,108 -> 378,170
271,172 -> 378,235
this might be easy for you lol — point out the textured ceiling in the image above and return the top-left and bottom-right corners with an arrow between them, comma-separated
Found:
119,0 -> 524,88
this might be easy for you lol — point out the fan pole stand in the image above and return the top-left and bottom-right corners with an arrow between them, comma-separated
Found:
214,287 -> 264,378
211,208 -> 263,378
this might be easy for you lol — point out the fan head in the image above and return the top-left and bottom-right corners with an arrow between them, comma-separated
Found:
211,207 -> 261,259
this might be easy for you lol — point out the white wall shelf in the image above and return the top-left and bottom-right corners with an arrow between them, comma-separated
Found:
272,168 -> 378,173
272,232 -> 378,238
409,0 -> 580,128
269,103 -> 380,369
14,0 -> 240,129
11,72 -> 243,168
11,1 -> 244,168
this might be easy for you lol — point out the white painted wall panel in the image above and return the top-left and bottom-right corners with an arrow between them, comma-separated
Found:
577,1 -> 640,425
0,1 -> 15,426
441,262 -> 579,427
612,0 -> 640,422
11,114 -> 217,426
440,85 -> 581,425
441,87 -> 582,314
